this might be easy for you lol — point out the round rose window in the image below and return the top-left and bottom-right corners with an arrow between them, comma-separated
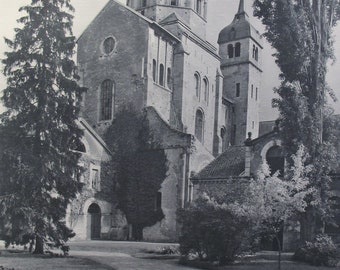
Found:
103,37 -> 115,55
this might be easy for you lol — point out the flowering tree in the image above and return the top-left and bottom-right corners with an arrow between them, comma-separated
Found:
179,146 -> 312,268
230,145 -> 313,269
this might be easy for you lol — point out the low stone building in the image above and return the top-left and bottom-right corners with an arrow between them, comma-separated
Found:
192,119 -> 340,251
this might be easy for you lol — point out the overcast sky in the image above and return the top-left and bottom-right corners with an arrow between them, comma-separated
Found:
0,0 -> 339,120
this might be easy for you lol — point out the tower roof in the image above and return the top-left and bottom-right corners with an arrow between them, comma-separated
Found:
237,0 -> 247,16
217,0 -> 262,46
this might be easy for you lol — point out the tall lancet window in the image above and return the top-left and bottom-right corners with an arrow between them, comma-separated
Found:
159,64 -> 165,86
100,79 -> 113,121
196,0 -> 202,15
195,109 -> 204,143
235,42 -> 241,57
203,77 -> 209,102
194,73 -> 200,100
228,44 -> 234,58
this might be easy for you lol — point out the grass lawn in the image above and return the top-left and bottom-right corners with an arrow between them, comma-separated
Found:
0,251 -> 115,270
218,261 -> 339,270
180,259 -> 340,270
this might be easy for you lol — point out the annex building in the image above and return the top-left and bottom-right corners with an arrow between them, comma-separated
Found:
65,0 -> 340,250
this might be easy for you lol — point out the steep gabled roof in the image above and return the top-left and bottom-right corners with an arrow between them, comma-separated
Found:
77,0 -> 180,43
192,145 -> 246,180
77,118 -> 112,155
159,12 -> 190,29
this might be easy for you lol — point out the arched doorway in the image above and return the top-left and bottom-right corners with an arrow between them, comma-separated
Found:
88,203 -> 101,239
266,145 -> 284,177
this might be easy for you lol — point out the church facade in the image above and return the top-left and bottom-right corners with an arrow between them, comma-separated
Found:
66,0 -> 267,242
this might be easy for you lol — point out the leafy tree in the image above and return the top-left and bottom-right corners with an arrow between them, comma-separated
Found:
228,146 -> 312,269
0,0 -> 84,254
178,146 -> 311,268
253,0 -> 340,242
103,106 -> 168,240
177,195 -> 252,265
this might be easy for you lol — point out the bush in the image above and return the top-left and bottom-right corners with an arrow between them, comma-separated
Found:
294,234 -> 338,267
158,245 -> 179,255
177,196 -> 251,265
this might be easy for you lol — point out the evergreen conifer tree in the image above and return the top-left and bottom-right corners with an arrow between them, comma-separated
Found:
0,0 -> 85,253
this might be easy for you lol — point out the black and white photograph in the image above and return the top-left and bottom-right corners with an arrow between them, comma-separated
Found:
0,0 -> 340,269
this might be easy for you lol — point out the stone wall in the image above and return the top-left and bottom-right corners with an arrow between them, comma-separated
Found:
177,36 -> 221,153
77,1 -> 150,137
219,38 -> 262,146
66,120 -> 112,241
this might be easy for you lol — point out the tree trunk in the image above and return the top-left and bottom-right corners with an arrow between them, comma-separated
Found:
132,224 -> 143,241
33,235 -> 44,254
275,234 -> 282,270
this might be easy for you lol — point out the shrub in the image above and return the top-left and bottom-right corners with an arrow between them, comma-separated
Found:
177,196 -> 251,265
158,245 -> 179,255
294,234 -> 338,267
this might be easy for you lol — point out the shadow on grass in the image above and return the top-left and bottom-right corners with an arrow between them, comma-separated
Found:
179,257 -> 338,270
0,250 -> 117,270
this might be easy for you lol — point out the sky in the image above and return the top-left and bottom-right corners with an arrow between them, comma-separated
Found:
0,0 -> 340,121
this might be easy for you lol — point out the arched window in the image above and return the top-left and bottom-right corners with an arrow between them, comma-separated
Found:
100,79 -> 113,121
196,0 -> 202,14
235,42 -> 241,57
159,64 -> 164,86
203,78 -> 209,102
74,141 -> 86,153
221,127 -> 226,152
167,67 -> 171,88
195,109 -> 204,142
255,47 -> 259,61
70,137 -> 86,153
194,73 -> 200,100
228,44 -> 234,58
152,59 -> 157,82
203,1 -> 207,18
266,146 -> 284,176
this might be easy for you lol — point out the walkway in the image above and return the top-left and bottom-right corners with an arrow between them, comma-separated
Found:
69,241 -> 197,270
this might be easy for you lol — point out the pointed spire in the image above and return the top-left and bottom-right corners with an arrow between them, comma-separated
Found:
237,0 -> 245,14
234,0 -> 248,21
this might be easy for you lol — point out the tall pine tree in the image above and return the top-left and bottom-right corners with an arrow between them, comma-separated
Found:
0,0 -> 85,253
253,0 -> 340,243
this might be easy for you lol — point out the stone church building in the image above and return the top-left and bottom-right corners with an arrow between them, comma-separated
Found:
65,0 -> 339,248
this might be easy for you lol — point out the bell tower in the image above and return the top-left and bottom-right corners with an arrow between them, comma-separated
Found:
218,0 -> 263,145
126,0 -> 208,39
